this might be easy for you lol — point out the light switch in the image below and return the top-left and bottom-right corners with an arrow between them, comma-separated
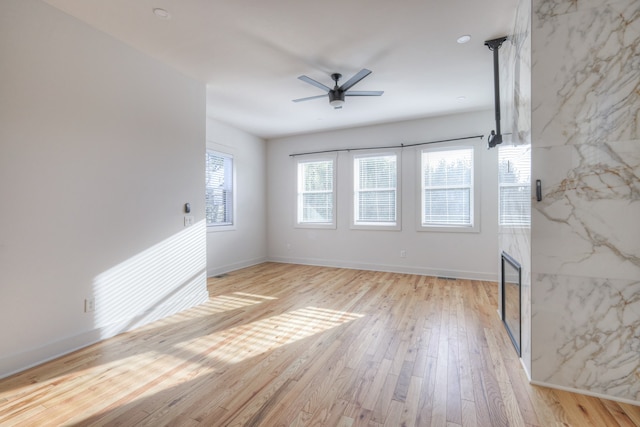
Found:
184,215 -> 194,227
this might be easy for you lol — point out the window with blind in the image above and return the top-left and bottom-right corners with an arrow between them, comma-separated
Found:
206,150 -> 233,227
296,157 -> 336,228
352,152 -> 400,229
420,147 -> 475,229
498,145 -> 531,227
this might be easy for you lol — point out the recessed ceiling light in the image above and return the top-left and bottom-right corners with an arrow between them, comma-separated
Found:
153,8 -> 171,19
457,96 -> 467,101
457,35 -> 471,44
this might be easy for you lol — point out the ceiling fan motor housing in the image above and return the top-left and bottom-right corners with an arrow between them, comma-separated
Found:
329,90 -> 345,103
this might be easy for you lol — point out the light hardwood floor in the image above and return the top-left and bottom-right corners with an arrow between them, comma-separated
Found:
0,263 -> 638,426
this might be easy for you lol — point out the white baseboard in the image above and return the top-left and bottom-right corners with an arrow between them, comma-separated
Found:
520,358 -> 532,381
207,256 -> 268,278
0,289 -> 209,380
529,379 -> 640,407
267,256 -> 498,282
0,329 -> 105,381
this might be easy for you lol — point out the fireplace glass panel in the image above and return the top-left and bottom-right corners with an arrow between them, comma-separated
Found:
502,252 -> 521,356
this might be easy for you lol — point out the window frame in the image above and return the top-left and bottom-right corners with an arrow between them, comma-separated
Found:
206,149 -> 235,232
417,145 -> 480,233
498,145 -> 531,228
350,149 -> 401,231
295,154 -> 337,229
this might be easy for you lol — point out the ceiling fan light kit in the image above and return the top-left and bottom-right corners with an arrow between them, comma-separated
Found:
293,69 -> 383,109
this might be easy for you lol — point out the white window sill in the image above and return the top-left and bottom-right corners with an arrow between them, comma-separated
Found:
294,222 -> 336,230
207,224 -> 236,232
351,223 -> 401,231
418,224 -> 479,233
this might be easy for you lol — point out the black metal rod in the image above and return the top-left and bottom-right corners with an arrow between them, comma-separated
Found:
493,47 -> 501,136
484,36 -> 508,148
289,134 -> 484,157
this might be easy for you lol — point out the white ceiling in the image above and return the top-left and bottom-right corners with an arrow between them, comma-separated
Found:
42,0 -> 516,139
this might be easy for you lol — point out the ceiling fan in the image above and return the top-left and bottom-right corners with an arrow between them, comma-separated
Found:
292,69 -> 384,109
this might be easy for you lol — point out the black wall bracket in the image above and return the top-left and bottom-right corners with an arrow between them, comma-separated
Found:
485,36 -> 508,149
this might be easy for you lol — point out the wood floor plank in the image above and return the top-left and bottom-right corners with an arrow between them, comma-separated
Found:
484,327 -> 525,427
0,263 -> 637,426
619,402 -> 640,426
392,360 -> 413,403
361,358 -> 392,411
370,372 -> 398,424
382,399 -> 404,427
401,375 -> 422,427
461,399 -> 478,427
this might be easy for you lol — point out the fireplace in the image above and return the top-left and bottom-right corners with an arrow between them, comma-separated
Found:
501,252 -> 521,356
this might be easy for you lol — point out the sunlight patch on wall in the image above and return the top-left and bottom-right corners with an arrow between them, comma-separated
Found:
175,306 -> 364,364
92,220 -> 208,339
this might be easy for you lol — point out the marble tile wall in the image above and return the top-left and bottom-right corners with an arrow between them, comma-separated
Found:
498,0 -> 532,375
531,0 -> 640,403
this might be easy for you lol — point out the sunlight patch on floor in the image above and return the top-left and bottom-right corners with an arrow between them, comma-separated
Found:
204,291 -> 276,313
175,306 -> 364,364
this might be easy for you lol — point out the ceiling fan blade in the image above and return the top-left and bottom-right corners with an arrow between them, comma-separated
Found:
340,69 -> 372,91
298,75 -> 331,92
345,91 -> 384,96
292,94 -> 327,103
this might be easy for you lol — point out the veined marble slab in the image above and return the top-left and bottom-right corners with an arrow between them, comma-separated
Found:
532,273 -> 640,401
532,0 -> 640,148
498,0 -> 533,375
532,143 -> 640,280
531,0 -> 640,404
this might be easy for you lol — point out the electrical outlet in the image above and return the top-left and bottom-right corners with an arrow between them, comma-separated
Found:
184,215 -> 194,227
84,298 -> 95,313
400,250 -> 407,258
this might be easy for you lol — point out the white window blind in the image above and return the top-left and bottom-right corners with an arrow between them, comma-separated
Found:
421,147 -> 474,227
498,145 -> 531,226
353,154 -> 397,226
297,159 -> 335,225
206,151 -> 233,226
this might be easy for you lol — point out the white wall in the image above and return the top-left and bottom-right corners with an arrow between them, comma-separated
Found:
267,111 -> 499,280
206,118 -> 268,276
0,0 -> 208,378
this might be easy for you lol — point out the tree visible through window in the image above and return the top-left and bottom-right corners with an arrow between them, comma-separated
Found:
297,158 -> 335,226
206,151 -> 233,226
353,153 -> 398,226
421,147 -> 474,227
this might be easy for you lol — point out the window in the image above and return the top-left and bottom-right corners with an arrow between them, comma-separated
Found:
420,146 -> 475,230
296,157 -> 336,228
352,152 -> 400,229
206,150 -> 233,227
498,145 -> 531,227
